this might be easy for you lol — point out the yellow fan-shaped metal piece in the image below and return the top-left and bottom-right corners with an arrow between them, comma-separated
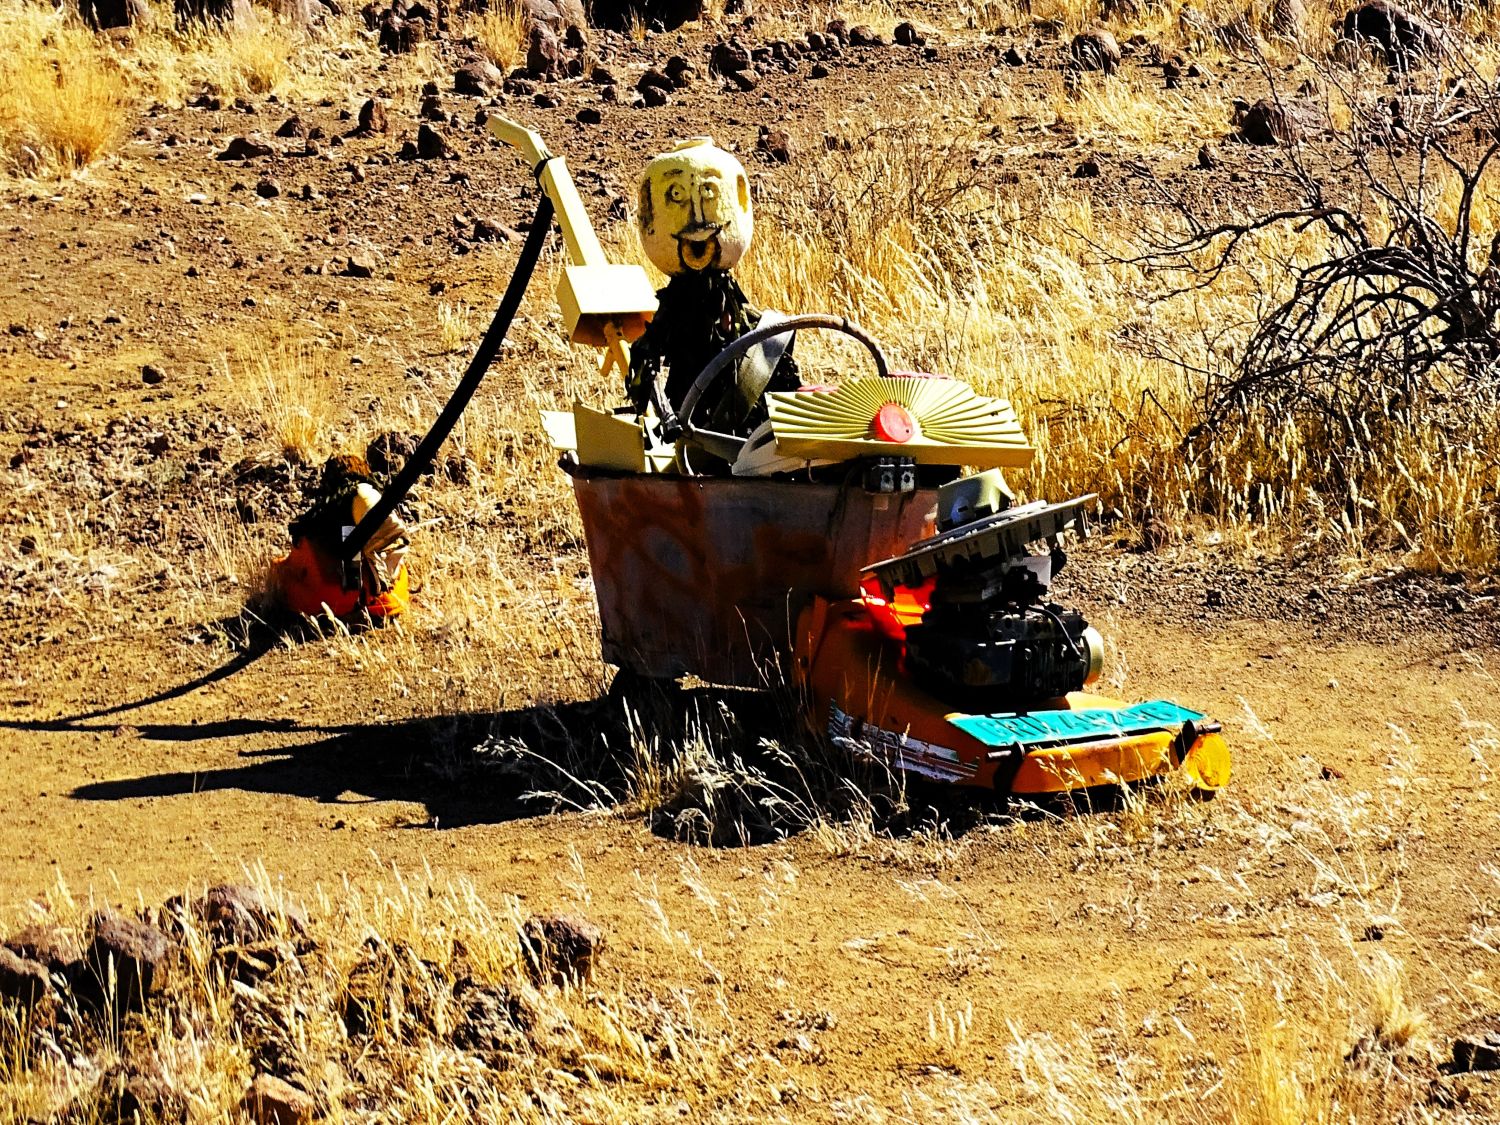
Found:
764,377 -> 1033,468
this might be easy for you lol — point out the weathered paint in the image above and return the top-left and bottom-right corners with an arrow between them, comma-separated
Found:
569,468 -> 937,685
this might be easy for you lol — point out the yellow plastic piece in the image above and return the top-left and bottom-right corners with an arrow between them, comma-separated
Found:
1182,730 -> 1231,791
1009,730 -> 1177,794
572,403 -> 647,472
765,377 -> 1035,469
558,264 -> 657,348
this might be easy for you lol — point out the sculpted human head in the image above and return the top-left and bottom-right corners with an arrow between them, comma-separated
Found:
637,137 -> 753,276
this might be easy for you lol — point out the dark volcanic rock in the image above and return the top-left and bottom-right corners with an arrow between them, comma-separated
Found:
352,98 -> 389,135
218,133 -> 276,160
522,914 -> 604,985
1338,0 -> 1439,66
0,948 -> 51,1007
710,38 -> 752,74
454,60 -> 503,95
757,126 -> 793,163
416,122 -> 448,159
1071,28 -> 1122,73
1236,96 -> 1299,144
82,911 -> 173,1011
526,25 -> 564,79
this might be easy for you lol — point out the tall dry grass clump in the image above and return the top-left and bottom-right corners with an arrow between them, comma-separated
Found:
468,0 -> 529,69
0,6 -> 129,177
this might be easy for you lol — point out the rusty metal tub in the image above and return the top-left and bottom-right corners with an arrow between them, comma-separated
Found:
568,467 -> 938,687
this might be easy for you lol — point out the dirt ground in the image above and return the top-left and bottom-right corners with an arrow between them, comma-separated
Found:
3,3 -> 1500,1118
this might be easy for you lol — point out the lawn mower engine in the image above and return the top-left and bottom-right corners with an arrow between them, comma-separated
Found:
865,475 -> 1105,711
903,543 -> 1103,711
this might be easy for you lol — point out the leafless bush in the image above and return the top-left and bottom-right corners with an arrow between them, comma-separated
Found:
1136,47 -> 1500,503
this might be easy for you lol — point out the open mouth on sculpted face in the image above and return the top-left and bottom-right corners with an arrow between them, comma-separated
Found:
676,227 -> 721,271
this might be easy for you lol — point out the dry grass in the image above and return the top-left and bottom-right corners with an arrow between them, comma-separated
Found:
0,0 -> 386,181
467,0 -> 529,70
0,867 -> 755,1123
226,341 -> 341,462
0,7 -> 129,177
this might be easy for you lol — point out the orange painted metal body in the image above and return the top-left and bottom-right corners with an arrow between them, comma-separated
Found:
568,466 -> 938,686
792,597 -> 1230,796
270,538 -> 410,620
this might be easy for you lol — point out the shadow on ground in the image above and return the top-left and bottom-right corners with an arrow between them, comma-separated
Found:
16,615 -> 1010,844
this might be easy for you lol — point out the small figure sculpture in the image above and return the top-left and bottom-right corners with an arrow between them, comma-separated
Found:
271,455 -> 410,619
628,137 -> 797,437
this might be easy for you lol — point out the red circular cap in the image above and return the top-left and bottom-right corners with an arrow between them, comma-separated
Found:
872,402 -> 916,443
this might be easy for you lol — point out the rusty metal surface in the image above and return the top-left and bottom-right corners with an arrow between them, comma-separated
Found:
570,470 -> 938,686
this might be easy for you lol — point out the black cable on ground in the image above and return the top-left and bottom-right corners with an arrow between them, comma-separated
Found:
340,191 -> 557,563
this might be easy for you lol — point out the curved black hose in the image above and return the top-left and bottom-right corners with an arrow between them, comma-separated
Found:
676,313 -> 889,431
340,192 -> 556,562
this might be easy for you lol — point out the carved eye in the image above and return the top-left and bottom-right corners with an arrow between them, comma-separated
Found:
700,181 -> 718,200
666,183 -> 687,204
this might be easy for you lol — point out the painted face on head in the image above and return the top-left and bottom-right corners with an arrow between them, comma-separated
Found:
637,137 -> 753,276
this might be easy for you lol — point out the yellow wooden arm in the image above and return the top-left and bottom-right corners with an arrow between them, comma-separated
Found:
487,116 -> 657,382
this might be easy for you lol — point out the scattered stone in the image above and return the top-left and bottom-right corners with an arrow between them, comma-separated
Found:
728,70 -> 757,92
894,20 -> 926,45
451,978 -> 536,1053
4,925 -> 82,985
343,254 -> 376,277
710,38 -> 752,75
641,85 -> 670,107
141,364 -> 166,385
525,0 -> 586,36
522,914 -> 603,985
1196,142 -> 1218,169
0,948 -> 51,1007
533,91 -> 560,108
638,67 -> 674,94
847,23 -> 885,46
1073,156 -> 1101,177
1338,0 -> 1439,67
469,215 -> 517,244
274,115 -> 306,138
576,106 -> 603,125
1071,28 -> 1122,73
665,54 -> 696,87
1002,45 -> 1026,65
82,911 -> 173,1012
1451,1016 -> 1500,1073
420,93 -> 445,120
416,122 -> 448,159
378,11 -> 423,53
825,17 -> 849,45
810,61 -> 829,78
590,63 -> 617,84
353,98 -> 389,135
217,134 -> 275,160
255,177 -> 281,201
1236,96 -> 1298,145
527,25 -> 564,80
243,1074 -> 316,1125
455,60 -> 503,95
600,84 -> 620,102
757,126 -> 793,162
365,430 -> 422,476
